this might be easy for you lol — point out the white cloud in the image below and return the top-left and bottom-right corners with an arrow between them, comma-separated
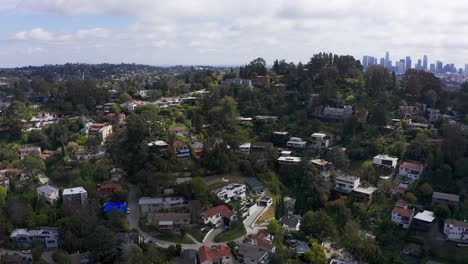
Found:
3,0 -> 468,67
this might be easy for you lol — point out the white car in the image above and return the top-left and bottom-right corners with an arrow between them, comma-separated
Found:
21,250 -> 31,254
126,208 -> 131,214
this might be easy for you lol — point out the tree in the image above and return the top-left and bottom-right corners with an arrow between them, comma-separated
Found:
404,192 -> 417,203
191,177 -> 209,206
418,182 -> 433,197
119,92 -> 132,103
325,147 -> 350,170
123,244 -> 146,264
0,186 -> 6,207
434,205 -> 451,219
267,219 -> 281,235
87,226 -> 117,263
304,242 -> 327,264
300,210 -> 337,239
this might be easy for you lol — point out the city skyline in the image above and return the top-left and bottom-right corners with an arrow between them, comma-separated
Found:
1,1 -> 468,67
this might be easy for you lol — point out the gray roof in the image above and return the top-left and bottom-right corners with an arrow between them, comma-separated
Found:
280,215 -> 301,228
432,192 -> 460,202
237,243 -> 268,261
178,249 -> 198,264
245,177 -> 264,192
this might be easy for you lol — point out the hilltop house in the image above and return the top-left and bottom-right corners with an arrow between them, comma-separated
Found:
146,212 -> 191,230
173,140 -> 190,158
286,137 -> 307,148
277,156 -> 302,166
201,205 -> 237,226
310,133 -> 331,150
199,245 -> 232,264
62,187 -> 88,208
398,160 -> 424,183
19,146 -> 42,159
373,154 -> 398,169
335,175 -> 360,194
234,243 -> 270,264
214,184 -> 246,203
36,184 -> 59,204
280,215 -> 301,231
391,201 -> 414,229
323,105 -> 353,119
10,228 -> 59,249
138,197 -> 188,216
412,210 -> 435,232
87,123 -> 113,142
443,219 -> 468,242
432,192 -> 460,207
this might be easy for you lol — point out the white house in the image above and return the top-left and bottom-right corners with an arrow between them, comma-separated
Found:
62,187 -> 88,208
277,156 -> 302,165
373,154 -> 398,169
391,205 -> 414,229
239,143 -> 251,155
443,219 -> 468,242
398,160 -> 424,183
335,175 -> 360,194
201,205 -> 237,226
37,184 -> 59,204
214,184 -> 246,203
310,133 -> 330,150
286,137 -> 307,148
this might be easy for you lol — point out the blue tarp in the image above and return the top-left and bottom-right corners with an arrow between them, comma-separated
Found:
103,202 -> 126,213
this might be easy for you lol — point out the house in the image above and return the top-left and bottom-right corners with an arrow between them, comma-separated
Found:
310,159 -> 333,183
286,137 -> 307,148
103,103 -> 116,113
103,202 -> 127,213
412,210 -> 435,232
271,131 -> 289,147
323,105 -> 353,119
245,177 -> 264,195
277,156 -> 302,165
19,146 -> 42,159
286,239 -> 310,255
252,75 -> 271,87
239,143 -> 251,155
0,168 -> 27,189
335,175 -> 360,194
168,126 -> 190,137
427,108 -> 440,121
373,154 -> 398,169
222,78 -> 252,90
120,100 -> 145,111
253,116 -> 277,123
237,117 -> 253,124
399,105 -> 419,119
391,206 -> 414,229
283,197 -> 296,216
234,243 -> 270,264
201,205 -> 237,226
432,192 -> 460,207
105,112 -> 126,126
179,249 -> 198,264
352,186 -> 378,204
443,219 -> 468,242
257,196 -> 273,207
10,227 -> 59,249
191,142 -> 204,158
280,215 -> 301,231
243,230 -> 275,252
398,161 -> 424,183
310,133 -> 331,150
137,89 -> 154,98
88,123 -> 113,142
146,212 -> 191,229
199,245 -> 232,264
99,183 -> 124,196
215,184 -> 246,203
62,187 -> 88,208
148,140 -> 169,151
36,184 -> 59,204
138,197 -> 188,216
173,140 -> 190,158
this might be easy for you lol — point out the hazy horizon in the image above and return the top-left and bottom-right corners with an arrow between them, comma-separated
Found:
1,0 -> 468,68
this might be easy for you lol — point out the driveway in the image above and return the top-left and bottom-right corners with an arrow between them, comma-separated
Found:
243,205 -> 266,234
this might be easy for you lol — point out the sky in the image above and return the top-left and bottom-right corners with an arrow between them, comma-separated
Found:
1,0 -> 468,68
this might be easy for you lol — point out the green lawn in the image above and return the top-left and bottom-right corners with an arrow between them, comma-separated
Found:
154,232 -> 195,244
188,227 -> 207,242
214,227 -> 246,242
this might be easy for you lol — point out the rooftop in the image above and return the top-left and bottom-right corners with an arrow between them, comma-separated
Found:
278,156 -> 302,162
445,218 -> 468,228
400,160 -> 424,172
237,243 -> 268,261
202,205 -> 235,218
354,186 -> 378,195
62,187 -> 87,195
199,245 -> 231,263
433,192 -> 460,202
336,174 -> 360,182
392,207 -> 414,218
310,159 -> 330,166
374,154 -> 398,161
414,210 -> 435,223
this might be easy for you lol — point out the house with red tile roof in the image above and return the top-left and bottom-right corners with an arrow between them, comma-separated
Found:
391,206 -> 414,229
201,205 -> 237,226
198,245 -> 232,264
99,183 -> 124,196
398,160 -> 424,183
243,230 -> 275,252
